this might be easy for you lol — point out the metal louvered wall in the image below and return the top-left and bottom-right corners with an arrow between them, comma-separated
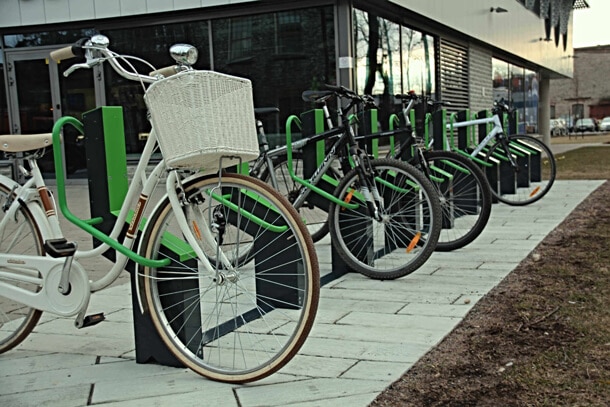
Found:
439,39 -> 469,112
468,44 -> 494,113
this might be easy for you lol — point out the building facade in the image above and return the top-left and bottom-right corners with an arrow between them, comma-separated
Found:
0,0 -> 583,177
550,44 -> 610,125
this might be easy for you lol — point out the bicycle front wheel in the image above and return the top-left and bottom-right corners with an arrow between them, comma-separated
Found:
138,173 -> 319,383
485,134 -> 556,206
0,183 -> 44,354
423,150 -> 492,251
328,158 -> 441,280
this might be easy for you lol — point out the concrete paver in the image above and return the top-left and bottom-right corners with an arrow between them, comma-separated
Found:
0,179 -> 604,407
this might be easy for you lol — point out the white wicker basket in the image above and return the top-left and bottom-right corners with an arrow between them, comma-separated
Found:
144,70 -> 259,171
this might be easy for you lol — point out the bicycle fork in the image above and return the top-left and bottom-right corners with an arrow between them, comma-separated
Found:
166,171 -> 234,276
349,147 -> 384,222
497,134 -> 520,171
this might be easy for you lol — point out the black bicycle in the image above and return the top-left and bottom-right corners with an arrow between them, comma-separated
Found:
249,85 -> 442,280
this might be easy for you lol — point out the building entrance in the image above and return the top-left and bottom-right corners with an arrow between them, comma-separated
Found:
5,46 -> 97,178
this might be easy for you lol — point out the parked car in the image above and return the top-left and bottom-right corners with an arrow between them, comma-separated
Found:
559,116 -> 574,133
574,118 -> 596,133
599,117 -> 610,132
550,119 -> 567,137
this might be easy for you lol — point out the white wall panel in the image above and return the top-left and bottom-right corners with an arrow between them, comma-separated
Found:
45,0 -> 70,24
0,1 -> 21,29
174,0 -> 205,9
120,0 -> 147,16
93,0 -> 121,19
20,0 -> 46,25
147,0 -> 175,14
68,0 -> 95,21
0,0 -> 258,28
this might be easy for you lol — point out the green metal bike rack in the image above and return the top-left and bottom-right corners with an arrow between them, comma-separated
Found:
52,115 -> 169,268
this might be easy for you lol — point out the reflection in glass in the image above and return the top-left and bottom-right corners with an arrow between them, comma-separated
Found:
0,56 -> 8,135
492,58 -> 539,134
3,29 -> 97,48
213,7 -> 335,137
354,9 -> 436,130
525,69 -> 539,133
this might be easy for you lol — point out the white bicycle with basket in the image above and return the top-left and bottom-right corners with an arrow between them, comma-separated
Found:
0,35 -> 319,383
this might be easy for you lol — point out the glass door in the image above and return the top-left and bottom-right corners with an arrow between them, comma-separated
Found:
6,47 -> 97,178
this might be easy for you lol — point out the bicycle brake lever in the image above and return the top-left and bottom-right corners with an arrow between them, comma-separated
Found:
62,60 -> 101,77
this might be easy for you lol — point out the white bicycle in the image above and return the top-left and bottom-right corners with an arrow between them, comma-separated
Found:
0,35 -> 319,383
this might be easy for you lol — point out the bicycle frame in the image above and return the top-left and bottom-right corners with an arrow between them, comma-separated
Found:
0,42 -> 237,325
447,114 -> 504,157
251,106 -> 358,210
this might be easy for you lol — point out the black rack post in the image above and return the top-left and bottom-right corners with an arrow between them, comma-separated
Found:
82,106 -> 182,368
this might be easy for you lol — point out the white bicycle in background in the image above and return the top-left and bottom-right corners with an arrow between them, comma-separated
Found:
0,35 -> 319,383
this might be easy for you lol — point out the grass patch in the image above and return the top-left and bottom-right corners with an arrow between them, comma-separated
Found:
554,146 -> 610,180
370,181 -> 610,407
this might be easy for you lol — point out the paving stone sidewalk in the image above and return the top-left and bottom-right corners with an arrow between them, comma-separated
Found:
0,180 -> 604,407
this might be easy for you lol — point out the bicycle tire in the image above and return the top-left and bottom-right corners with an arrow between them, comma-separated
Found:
138,172 -> 319,383
260,152 -> 337,243
484,134 -> 556,206
328,158 -> 441,280
0,183 -> 44,354
423,150 -> 492,251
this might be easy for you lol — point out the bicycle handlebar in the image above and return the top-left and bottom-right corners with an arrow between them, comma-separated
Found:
49,34 -> 192,85
492,99 -> 513,114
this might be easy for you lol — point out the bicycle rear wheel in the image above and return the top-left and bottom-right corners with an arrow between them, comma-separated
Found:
0,183 -> 43,353
138,173 -> 319,383
485,134 -> 556,206
261,152 -> 337,242
328,158 -> 441,280
423,150 -> 492,251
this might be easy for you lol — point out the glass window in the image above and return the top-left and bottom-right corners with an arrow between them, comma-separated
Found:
492,58 -> 539,134
0,53 -> 7,134
402,28 -> 435,97
3,29 -> 97,48
525,69 -> 539,133
354,10 -> 400,96
276,11 -> 303,55
492,58 -> 509,102
213,7 -> 336,136
353,9 -> 436,129
229,17 -> 253,62
2,7 -> 335,152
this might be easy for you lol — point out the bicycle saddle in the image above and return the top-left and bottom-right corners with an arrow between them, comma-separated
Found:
302,90 -> 334,103
254,107 -> 280,118
0,133 -> 54,153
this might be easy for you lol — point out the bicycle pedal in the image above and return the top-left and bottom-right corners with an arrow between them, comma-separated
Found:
44,238 -> 77,258
80,313 -> 105,328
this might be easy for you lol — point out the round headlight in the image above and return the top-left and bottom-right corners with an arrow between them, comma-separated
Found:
169,44 -> 198,65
